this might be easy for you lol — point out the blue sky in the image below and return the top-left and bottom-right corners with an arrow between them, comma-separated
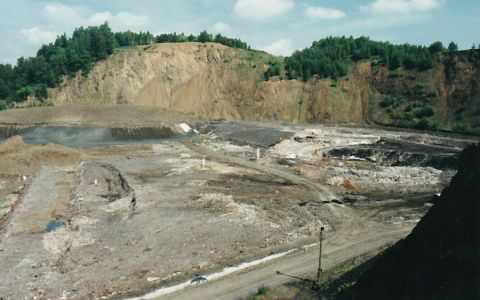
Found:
1,0 -> 479,64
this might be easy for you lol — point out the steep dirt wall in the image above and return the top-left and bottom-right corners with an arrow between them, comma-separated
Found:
47,43 -> 479,128
48,42 -> 370,124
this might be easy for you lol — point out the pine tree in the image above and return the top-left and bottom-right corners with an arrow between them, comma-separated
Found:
448,41 -> 458,52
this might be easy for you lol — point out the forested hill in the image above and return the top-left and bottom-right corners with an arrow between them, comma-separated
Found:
1,24 -> 478,134
0,23 -> 466,106
0,23 -> 249,104
283,37 -> 454,81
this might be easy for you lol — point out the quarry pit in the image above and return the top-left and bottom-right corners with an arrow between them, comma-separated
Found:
0,116 -> 477,299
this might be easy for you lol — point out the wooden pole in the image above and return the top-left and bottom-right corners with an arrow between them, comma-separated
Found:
317,226 -> 325,284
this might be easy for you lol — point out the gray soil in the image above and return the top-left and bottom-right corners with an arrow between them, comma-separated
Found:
0,121 -> 477,299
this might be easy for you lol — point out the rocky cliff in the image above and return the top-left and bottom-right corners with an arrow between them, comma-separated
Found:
47,43 -> 480,131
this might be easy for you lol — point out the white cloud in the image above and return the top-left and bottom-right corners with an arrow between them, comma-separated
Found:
20,4 -> 151,47
89,11 -> 149,30
305,6 -> 346,20
212,22 -> 231,34
21,27 -> 58,44
110,12 -> 150,30
262,38 -> 294,56
44,3 -> 86,28
361,0 -> 443,15
234,0 -> 294,20
88,12 -> 114,25
43,3 -> 149,32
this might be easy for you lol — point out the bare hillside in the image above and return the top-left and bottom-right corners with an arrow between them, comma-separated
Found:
48,42 -> 369,124
47,43 -> 480,130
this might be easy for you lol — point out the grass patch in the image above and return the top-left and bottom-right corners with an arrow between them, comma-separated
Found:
242,285 -> 271,300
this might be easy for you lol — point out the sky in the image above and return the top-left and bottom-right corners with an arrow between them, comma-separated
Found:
1,0 -> 479,64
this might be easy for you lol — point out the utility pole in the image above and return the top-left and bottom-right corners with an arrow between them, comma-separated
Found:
317,226 -> 325,284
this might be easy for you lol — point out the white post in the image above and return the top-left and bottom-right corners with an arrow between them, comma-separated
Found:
256,148 -> 261,160
202,158 -> 206,167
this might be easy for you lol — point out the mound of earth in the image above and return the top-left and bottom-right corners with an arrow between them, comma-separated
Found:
0,135 -> 28,155
0,136 -> 85,176
345,143 -> 480,300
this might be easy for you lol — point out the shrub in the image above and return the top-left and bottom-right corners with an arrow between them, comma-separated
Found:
414,117 -> 437,130
403,112 -> 415,121
415,105 -> 435,118
388,71 -> 401,79
452,123 -> 471,133
380,96 -> 395,108
256,285 -> 269,295
245,285 -> 270,300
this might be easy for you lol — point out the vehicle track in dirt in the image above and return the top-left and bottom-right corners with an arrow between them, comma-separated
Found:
182,139 -> 338,220
148,139 -> 417,300
141,225 -> 415,300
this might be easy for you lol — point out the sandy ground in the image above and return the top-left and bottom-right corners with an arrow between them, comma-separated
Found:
0,106 -> 188,128
0,122 -> 476,299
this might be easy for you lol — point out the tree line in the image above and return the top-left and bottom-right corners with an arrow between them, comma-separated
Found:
282,36 -> 459,82
0,24 -> 466,105
0,23 -> 250,104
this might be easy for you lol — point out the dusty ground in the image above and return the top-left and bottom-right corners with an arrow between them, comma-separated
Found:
0,106 -> 188,128
0,122 -> 477,299
0,138 -> 316,299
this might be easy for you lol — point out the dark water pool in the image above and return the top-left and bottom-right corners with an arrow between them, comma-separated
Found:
46,220 -> 65,233
12,126 -> 192,148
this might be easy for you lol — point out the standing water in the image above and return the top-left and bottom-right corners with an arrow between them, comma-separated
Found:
17,126 -> 192,147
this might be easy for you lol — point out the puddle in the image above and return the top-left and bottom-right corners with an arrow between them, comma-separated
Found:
46,220 -> 65,233
15,126 -> 194,148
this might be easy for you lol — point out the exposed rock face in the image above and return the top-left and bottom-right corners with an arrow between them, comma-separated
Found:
348,143 -> 480,300
48,43 -> 480,128
47,43 -> 371,124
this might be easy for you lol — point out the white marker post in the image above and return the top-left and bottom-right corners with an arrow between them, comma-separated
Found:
256,148 -> 261,160
202,158 -> 206,167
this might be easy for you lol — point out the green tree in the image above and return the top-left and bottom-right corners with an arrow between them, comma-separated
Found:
0,101 -> 7,111
198,30 -> 213,43
448,41 -> 458,52
428,41 -> 444,54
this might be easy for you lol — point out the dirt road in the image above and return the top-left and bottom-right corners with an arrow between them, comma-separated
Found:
182,140 -> 337,211
149,227 -> 414,300
125,140 -> 415,300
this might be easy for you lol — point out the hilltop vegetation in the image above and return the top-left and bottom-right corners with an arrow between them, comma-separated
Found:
0,24 -> 478,134
280,37 -> 452,81
0,23 -> 249,105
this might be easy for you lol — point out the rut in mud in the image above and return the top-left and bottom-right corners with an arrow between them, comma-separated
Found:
73,161 -> 137,217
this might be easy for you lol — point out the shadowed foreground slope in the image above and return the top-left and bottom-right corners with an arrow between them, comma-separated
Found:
347,143 -> 480,300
